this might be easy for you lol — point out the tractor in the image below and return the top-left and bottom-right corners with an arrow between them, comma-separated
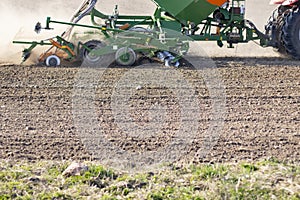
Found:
12,0 -> 300,67
265,0 -> 300,59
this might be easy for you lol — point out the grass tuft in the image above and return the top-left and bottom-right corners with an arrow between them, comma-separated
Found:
0,159 -> 299,199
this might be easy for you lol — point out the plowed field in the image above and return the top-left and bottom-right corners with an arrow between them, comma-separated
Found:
0,57 -> 299,165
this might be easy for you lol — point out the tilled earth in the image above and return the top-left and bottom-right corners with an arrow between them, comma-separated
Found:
0,57 -> 299,165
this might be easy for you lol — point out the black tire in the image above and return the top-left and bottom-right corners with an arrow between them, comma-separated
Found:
80,40 -> 114,67
282,9 -> 300,59
275,14 -> 287,54
80,40 -> 103,63
265,7 -> 287,54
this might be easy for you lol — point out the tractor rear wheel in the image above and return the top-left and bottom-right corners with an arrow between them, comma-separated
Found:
265,6 -> 288,54
282,9 -> 300,59
275,14 -> 287,54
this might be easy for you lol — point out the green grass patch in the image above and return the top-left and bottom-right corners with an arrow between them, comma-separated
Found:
0,159 -> 299,199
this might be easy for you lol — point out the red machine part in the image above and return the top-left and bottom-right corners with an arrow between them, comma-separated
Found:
207,0 -> 228,6
269,0 -> 298,5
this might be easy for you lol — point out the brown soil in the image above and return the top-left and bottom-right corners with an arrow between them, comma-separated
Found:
0,57 -> 299,164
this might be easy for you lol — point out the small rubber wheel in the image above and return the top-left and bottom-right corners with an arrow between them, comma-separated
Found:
115,47 -> 136,66
45,55 -> 61,67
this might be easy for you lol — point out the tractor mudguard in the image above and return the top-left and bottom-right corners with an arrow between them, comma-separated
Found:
270,0 -> 299,5
282,0 -> 299,6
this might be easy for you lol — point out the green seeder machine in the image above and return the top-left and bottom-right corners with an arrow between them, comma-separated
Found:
13,0 -> 268,67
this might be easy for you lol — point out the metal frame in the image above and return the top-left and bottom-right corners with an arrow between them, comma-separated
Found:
13,0 -> 268,65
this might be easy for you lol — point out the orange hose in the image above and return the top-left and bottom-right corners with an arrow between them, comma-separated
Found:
119,23 -> 130,30
50,39 -> 75,56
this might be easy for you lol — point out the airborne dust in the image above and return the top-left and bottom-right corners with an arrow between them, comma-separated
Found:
0,0 -> 156,65
0,0 -> 89,64
0,0 -> 278,65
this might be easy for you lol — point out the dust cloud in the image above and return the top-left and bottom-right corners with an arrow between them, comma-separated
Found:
0,0 -> 280,64
0,0 -> 155,64
0,0 -> 86,64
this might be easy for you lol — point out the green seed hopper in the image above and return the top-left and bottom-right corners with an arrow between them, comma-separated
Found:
152,0 -> 227,25
13,0 -> 268,67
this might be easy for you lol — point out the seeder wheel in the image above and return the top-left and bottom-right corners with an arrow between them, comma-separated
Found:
115,47 -> 136,66
45,55 -> 61,67
80,40 -> 114,67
